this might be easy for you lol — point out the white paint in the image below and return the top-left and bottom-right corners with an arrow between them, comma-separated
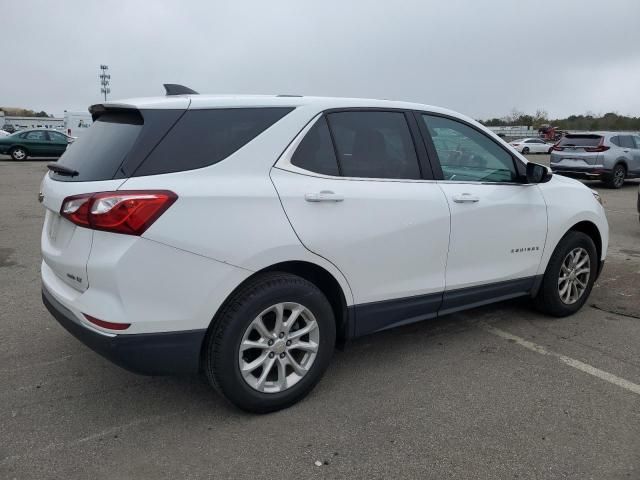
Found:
482,323 -> 640,396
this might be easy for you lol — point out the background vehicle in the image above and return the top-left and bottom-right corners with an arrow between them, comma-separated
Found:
0,129 -> 10,137
63,111 -> 92,137
550,133 -> 640,188
40,91 -> 608,413
509,137 -> 551,154
538,125 -> 567,142
0,129 -> 71,160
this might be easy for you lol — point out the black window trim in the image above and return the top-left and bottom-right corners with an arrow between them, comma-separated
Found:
412,110 -> 528,184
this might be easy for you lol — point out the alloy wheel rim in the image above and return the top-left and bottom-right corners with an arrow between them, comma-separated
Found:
558,247 -> 590,305
614,168 -> 624,186
14,149 -> 25,159
239,302 -> 319,393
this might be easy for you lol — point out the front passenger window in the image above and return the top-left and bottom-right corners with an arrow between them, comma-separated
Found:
422,115 -> 518,183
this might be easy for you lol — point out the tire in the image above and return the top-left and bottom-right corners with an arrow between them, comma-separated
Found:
604,163 -> 626,189
548,147 -> 553,154
204,272 -> 336,413
533,231 -> 597,317
10,147 -> 28,161
522,147 -> 530,154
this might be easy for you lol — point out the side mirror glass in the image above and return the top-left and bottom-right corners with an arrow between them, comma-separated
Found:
526,162 -> 552,184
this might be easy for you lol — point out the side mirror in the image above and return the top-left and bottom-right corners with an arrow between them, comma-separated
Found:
526,162 -> 552,184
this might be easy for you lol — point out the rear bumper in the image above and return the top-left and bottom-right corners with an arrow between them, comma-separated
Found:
550,166 -> 608,180
42,285 -> 206,375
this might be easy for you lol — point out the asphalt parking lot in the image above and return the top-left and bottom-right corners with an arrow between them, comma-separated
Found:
1,155 -> 639,479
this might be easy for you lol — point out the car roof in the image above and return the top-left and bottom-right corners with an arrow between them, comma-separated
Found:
97,94 -> 474,122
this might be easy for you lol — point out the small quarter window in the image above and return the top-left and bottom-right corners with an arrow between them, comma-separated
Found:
291,117 -> 340,176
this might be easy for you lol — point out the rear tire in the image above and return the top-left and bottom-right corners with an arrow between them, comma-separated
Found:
533,231 -> 597,317
10,147 -> 27,161
604,163 -> 626,188
204,272 -> 336,413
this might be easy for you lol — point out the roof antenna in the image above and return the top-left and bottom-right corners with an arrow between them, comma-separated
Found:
163,84 -> 199,96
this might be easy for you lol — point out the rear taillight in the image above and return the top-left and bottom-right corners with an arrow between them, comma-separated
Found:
552,144 -> 564,151
60,190 -> 177,235
584,145 -> 610,152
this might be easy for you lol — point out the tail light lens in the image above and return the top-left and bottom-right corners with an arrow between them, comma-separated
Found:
61,190 -> 177,235
585,145 -> 610,152
552,144 -> 564,151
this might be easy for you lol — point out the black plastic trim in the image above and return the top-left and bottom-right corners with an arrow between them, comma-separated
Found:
42,286 -> 205,375
352,292 -> 442,337
351,276 -> 539,338
439,276 -> 536,316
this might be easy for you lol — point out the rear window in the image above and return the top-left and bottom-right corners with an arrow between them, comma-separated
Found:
50,111 -> 143,182
51,107 -> 293,181
557,134 -> 602,147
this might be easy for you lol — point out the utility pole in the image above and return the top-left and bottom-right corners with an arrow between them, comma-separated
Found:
99,65 -> 111,101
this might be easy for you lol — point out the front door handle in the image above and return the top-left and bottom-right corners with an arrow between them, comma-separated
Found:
452,193 -> 480,203
305,190 -> 344,203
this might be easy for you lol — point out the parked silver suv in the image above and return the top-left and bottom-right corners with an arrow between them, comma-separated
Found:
550,133 -> 640,188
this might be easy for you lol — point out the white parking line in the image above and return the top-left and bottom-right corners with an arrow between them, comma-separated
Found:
482,323 -> 640,396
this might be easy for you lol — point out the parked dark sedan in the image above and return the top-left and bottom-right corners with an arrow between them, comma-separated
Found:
0,129 -> 72,160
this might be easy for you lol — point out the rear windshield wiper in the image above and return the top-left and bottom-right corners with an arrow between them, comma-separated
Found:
47,163 -> 79,177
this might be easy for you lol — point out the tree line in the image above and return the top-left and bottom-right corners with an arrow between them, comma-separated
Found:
479,108 -> 640,131
0,107 -> 52,118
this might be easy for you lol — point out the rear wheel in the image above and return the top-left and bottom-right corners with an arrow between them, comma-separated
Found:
204,272 -> 336,413
10,147 -> 27,161
533,231 -> 597,317
605,163 -> 626,188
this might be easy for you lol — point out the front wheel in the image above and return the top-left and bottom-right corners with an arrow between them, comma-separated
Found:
522,147 -> 530,154
10,147 -> 27,161
204,272 -> 336,413
533,231 -> 597,317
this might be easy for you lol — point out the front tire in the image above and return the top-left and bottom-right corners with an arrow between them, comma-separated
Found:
204,272 -> 336,413
522,147 -> 530,154
533,231 -> 597,317
10,147 -> 27,161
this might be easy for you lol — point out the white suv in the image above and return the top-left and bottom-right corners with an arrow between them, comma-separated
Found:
40,88 -> 608,412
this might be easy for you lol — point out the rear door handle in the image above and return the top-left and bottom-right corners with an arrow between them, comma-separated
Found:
304,190 -> 344,202
452,193 -> 480,203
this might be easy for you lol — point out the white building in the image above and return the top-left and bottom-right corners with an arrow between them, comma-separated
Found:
0,111 -> 65,131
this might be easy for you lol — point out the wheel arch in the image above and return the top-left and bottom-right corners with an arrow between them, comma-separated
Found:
10,144 -> 30,154
568,220 -> 602,263
201,260 -> 353,370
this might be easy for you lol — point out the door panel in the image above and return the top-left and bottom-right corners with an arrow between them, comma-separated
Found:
271,168 -> 450,305
418,113 -> 548,291
437,182 -> 547,289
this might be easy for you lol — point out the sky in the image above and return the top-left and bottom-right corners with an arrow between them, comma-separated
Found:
2,0 -> 640,119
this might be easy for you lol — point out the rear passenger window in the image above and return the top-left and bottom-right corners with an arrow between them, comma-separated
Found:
135,108 -> 293,176
291,117 -> 340,176
619,136 -> 635,149
610,136 -> 620,147
326,111 -> 420,179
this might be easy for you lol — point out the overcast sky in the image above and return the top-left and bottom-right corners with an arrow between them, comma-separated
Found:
2,0 -> 640,119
